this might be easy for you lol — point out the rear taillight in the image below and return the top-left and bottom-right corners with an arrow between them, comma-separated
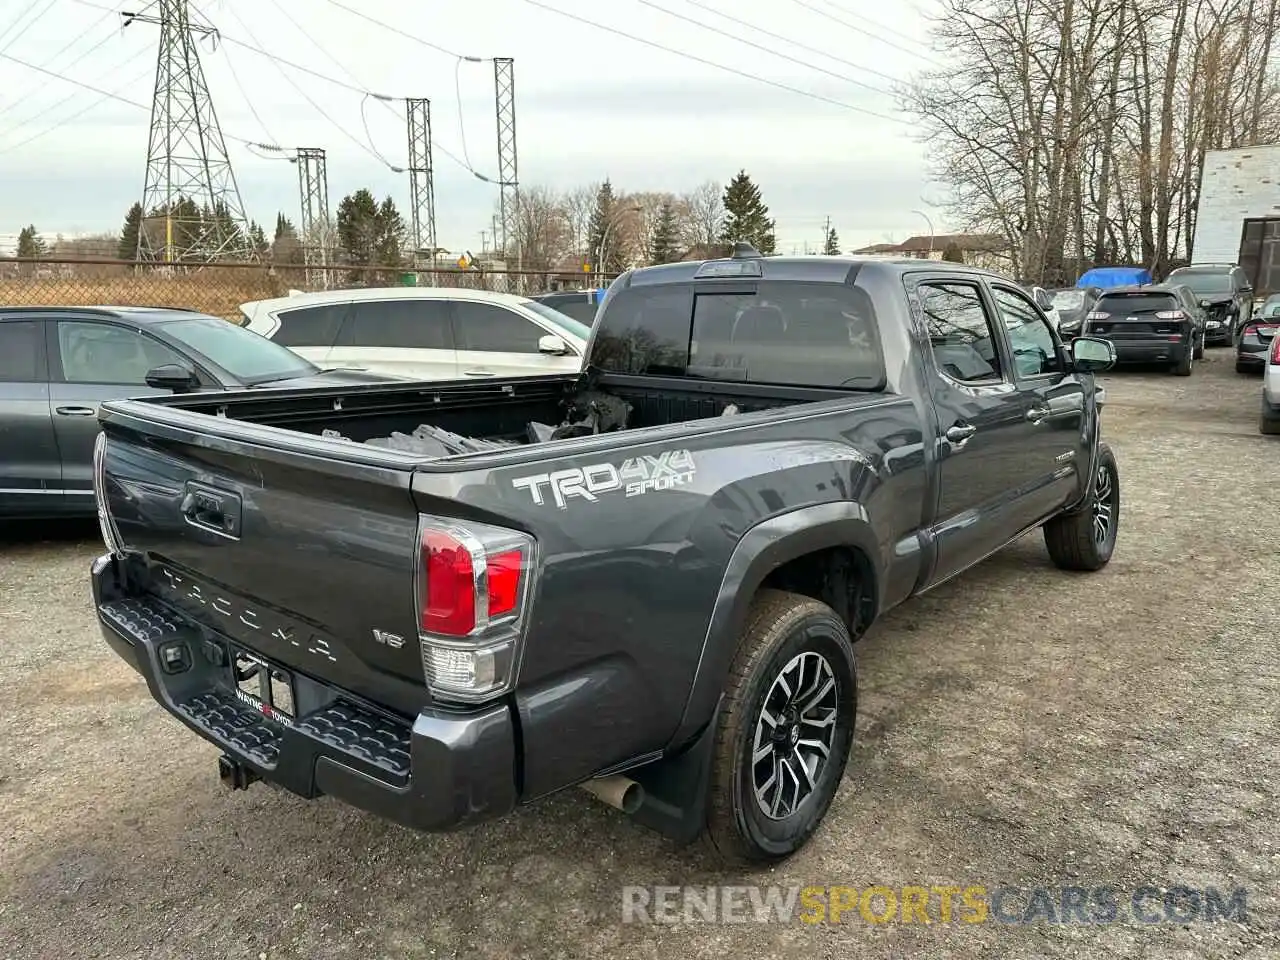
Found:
1154,310 -> 1185,320
92,433 -> 124,557
415,517 -> 537,703
1270,335 -> 1280,364
1085,311 -> 1108,321
1243,323 -> 1261,338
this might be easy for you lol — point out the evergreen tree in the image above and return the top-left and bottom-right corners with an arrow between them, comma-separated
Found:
118,202 -> 143,259
248,221 -> 269,256
272,213 -> 303,264
16,224 -> 46,258
823,225 -> 840,255
942,241 -> 965,263
718,170 -> 776,254
586,179 -> 625,273
649,200 -> 681,264
336,189 -> 407,279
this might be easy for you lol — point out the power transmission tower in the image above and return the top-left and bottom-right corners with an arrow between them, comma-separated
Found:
294,147 -> 330,288
493,58 -> 519,270
405,98 -> 436,267
124,0 -> 255,263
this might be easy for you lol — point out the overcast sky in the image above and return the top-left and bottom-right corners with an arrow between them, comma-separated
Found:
0,0 -> 945,254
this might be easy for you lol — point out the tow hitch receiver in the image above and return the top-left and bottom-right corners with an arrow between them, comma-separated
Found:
218,754 -> 259,790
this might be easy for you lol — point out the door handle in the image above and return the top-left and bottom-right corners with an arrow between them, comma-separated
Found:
945,424 -> 977,443
55,405 -> 96,416
1026,404 -> 1051,424
462,369 -> 495,377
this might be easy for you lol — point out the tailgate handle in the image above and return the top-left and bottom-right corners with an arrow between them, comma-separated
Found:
180,484 -> 242,538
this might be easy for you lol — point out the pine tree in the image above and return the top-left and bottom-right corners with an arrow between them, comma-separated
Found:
823,226 -> 840,255
272,213 -> 303,264
586,179 -> 624,273
118,202 -> 143,259
718,170 -> 776,254
649,200 -> 681,264
16,225 -> 46,258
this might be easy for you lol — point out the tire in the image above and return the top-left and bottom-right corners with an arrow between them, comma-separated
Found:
1193,336 -> 1204,360
703,589 -> 856,865
1043,442 -> 1119,572
1261,415 -> 1280,436
1173,347 -> 1192,375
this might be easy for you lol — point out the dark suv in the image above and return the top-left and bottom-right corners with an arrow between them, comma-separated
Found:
1164,264 -> 1253,346
1083,284 -> 1206,374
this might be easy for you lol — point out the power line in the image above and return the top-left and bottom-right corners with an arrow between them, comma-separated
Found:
0,0 -> 58,56
816,0 -> 936,52
0,58 -> 153,156
315,0 -> 472,60
636,0 -> 893,98
0,7 -> 120,119
681,0 -> 904,88
520,0 -> 909,123
0,48 -> 278,150
0,25 -> 125,126
785,0 -> 943,66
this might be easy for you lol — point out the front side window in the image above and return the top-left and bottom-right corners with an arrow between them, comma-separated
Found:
453,302 -> 545,353
991,286 -> 1062,377
57,321 -> 187,385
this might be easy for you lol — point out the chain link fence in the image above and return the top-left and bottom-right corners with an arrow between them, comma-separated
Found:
0,257 -> 618,324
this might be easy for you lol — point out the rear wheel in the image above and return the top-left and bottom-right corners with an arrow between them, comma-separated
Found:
1193,335 -> 1205,360
704,590 -> 856,865
1173,346 -> 1193,375
1044,442 -> 1119,572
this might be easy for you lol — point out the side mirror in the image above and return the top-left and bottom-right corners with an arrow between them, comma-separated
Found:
1070,336 -> 1115,373
145,363 -> 198,393
538,334 -> 568,355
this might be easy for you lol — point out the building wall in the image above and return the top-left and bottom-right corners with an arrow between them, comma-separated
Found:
1192,144 -> 1280,263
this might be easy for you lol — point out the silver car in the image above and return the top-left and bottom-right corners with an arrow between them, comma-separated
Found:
1262,320 -> 1280,435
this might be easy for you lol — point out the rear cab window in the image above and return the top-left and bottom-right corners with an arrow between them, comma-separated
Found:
0,319 -> 45,383
1093,292 -> 1180,316
589,280 -> 886,390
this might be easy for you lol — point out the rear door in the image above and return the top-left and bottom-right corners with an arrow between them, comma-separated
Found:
264,302 -> 349,367
908,276 -> 1035,586
0,315 -> 62,513
46,317 -> 197,495
451,301 -> 581,379
987,282 -> 1089,523
330,298 -> 458,380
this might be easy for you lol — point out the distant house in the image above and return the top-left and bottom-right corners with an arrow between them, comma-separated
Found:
850,233 -> 1012,272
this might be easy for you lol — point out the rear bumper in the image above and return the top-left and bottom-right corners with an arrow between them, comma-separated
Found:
1099,337 -> 1191,363
1236,347 -> 1269,370
92,554 -> 518,832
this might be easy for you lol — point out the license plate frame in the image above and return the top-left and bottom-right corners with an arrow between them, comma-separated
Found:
231,648 -> 297,726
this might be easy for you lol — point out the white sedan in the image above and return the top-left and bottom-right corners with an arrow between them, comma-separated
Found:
239,286 -> 590,381
1262,327 -> 1280,435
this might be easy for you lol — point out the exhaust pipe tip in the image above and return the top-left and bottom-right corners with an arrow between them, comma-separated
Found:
579,774 -> 644,815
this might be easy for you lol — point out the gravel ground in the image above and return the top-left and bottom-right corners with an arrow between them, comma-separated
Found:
1,351 -> 1277,959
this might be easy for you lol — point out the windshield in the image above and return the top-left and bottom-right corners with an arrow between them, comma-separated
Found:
1052,290 -> 1085,310
1170,272 -> 1233,295
158,315 -> 317,384
520,300 -> 591,340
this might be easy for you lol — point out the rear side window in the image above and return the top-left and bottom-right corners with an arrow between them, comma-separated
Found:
591,282 -> 885,389
0,320 -> 41,382
272,304 -> 347,347
340,300 -> 453,350
452,302 -> 543,352
1095,294 -> 1178,315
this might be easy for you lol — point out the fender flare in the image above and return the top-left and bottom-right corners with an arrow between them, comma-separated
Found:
666,501 -> 882,748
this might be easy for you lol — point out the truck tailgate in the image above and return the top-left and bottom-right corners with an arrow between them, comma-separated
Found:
96,401 -> 429,718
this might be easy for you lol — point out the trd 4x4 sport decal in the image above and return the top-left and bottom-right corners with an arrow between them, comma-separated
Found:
511,450 -> 696,510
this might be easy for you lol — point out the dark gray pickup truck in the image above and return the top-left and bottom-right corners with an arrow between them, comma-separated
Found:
91,247 -> 1121,863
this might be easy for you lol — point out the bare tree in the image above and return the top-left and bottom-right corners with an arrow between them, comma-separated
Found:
511,185 -> 571,272
678,180 -> 724,250
561,184 -> 598,260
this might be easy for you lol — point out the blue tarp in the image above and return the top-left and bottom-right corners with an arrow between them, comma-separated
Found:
1077,266 -> 1152,288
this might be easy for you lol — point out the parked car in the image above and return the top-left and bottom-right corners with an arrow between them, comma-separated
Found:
239,287 -> 591,381
1164,264 -> 1254,346
1261,326 -> 1280,435
1254,293 -> 1280,320
531,288 -> 607,326
1081,284 -> 1205,375
1047,286 -> 1104,338
0,306 -> 399,519
1235,312 -> 1279,375
1028,286 -> 1063,331
92,245 -> 1120,864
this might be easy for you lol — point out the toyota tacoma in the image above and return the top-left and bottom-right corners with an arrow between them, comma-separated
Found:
91,246 -> 1121,863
